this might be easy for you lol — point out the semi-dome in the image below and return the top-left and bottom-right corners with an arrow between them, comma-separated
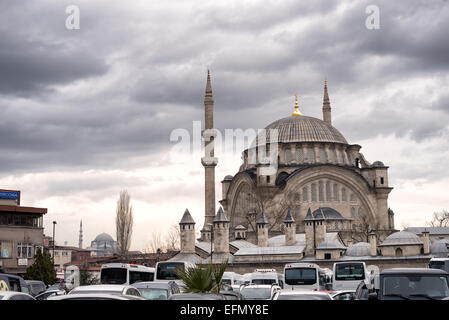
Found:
94,233 -> 114,242
250,116 -> 348,148
380,231 -> 423,246
346,242 -> 371,256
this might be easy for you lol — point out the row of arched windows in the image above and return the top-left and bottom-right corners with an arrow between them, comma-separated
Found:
301,182 -> 357,204
283,146 -> 350,165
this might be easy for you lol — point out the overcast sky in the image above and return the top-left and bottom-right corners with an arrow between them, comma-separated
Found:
1,0 -> 448,251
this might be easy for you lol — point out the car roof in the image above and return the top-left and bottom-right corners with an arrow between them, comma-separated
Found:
70,284 -> 131,291
242,284 -> 277,289
279,289 -> 330,295
132,282 -> 171,289
381,268 -> 448,275
0,291 -> 34,298
48,293 -> 142,300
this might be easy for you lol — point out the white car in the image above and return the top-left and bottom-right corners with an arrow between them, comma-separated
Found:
0,292 -> 35,300
48,293 -> 144,300
35,289 -> 66,300
273,289 -> 333,300
68,284 -> 142,297
240,284 -> 281,300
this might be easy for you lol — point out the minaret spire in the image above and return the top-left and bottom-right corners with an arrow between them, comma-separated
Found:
322,79 -> 332,125
292,94 -> 303,117
200,69 -> 218,241
78,220 -> 83,249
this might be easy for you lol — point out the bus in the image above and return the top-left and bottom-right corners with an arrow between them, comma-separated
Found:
250,269 -> 284,288
332,261 -> 368,291
222,272 -> 244,291
100,263 -> 155,285
155,261 -> 195,289
283,263 -> 329,291
429,258 -> 449,273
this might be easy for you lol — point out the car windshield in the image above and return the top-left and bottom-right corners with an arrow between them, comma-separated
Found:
278,294 -> 331,300
240,288 -> 271,299
335,263 -> 365,281
157,262 -> 184,280
429,261 -> 446,271
285,268 -> 317,285
382,275 -> 449,299
138,288 -> 168,300
252,279 -> 276,285
101,268 -> 127,284
221,279 -> 232,285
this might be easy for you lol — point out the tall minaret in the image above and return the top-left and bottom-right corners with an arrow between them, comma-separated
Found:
322,80 -> 332,125
78,220 -> 83,249
200,70 -> 218,241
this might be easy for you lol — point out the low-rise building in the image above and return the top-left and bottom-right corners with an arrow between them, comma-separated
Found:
0,189 -> 47,275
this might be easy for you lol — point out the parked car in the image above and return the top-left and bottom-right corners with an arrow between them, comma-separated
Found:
273,289 -> 333,300
330,290 -> 356,300
0,273 -> 30,294
168,293 -> 226,300
68,284 -> 142,297
25,280 -> 47,297
239,284 -> 281,300
132,281 -> 180,300
0,292 -> 35,300
220,290 -> 242,300
35,289 -> 66,300
368,268 -> 449,300
48,293 -> 144,300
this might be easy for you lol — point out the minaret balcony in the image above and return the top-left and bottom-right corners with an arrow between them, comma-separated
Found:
201,157 -> 218,166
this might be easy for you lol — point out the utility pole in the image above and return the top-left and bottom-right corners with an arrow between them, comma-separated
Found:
52,221 -> 57,264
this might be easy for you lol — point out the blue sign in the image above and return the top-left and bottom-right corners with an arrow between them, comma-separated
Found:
0,191 -> 20,200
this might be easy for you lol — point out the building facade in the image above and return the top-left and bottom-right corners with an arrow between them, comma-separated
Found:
0,189 -> 47,275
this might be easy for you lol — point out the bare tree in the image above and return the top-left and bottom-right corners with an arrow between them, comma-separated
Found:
164,224 -> 180,251
144,232 -> 165,253
427,210 -> 449,227
115,190 -> 133,256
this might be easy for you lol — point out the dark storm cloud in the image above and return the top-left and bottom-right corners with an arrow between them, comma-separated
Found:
0,0 -> 448,178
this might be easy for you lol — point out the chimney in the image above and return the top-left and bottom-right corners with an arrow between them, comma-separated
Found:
422,230 -> 430,255
284,210 -> 296,246
256,211 -> 269,247
369,232 -> 377,257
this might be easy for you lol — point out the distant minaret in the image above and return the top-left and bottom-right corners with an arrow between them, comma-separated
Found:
78,220 -> 83,249
322,80 -> 332,125
200,70 -> 218,241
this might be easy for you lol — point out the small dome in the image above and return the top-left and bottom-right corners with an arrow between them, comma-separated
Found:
380,231 -> 423,246
235,225 -> 247,230
94,233 -> 114,242
372,161 -> 385,167
346,242 -> 371,256
223,175 -> 234,181
431,239 -> 449,255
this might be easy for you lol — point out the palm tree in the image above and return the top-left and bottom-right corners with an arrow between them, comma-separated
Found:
177,260 -> 228,294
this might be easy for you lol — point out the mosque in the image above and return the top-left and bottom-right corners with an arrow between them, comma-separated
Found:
168,71 -> 448,272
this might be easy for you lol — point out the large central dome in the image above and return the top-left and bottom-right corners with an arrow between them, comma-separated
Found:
251,116 -> 348,147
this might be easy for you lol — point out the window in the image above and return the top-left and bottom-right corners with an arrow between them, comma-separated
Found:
298,149 -> 303,164
267,176 -> 270,183
358,207 -> 363,219
333,184 -> 339,202
311,183 -> 317,202
62,251 -> 68,257
17,243 -> 33,258
341,188 -> 347,202
380,177 -> 384,185
324,253 -> 331,260
307,148 -> 314,163
351,207 -> 356,219
395,248 -> 403,257
302,187 -> 308,202
319,149 -> 326,163
326,181 -> 331,201
0,241 -> 12,258
350,194 -> 356,203
285,149 -> 292,164
318,181 -> 324,202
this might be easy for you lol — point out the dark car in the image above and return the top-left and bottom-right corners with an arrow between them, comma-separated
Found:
168,293 -> 226,300
25,280 -> 47,296
0,273 -> 30,294
370,268 -> 449,300
132,281 -> 180,300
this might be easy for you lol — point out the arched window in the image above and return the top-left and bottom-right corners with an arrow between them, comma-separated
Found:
350,194 -> 356,203
395,248 -> 403,257
351,207 -> 356,219
298,149 -> 303,164
333,184 -> 339,202
307,148 -> 314,163
342,188 -> 347,202
319,149 -> 326,163
311,183 -> 317,202
358,207 -> 363,219
318,181 -> 324,202
285,149 -> 292,164
326,181 -> 331,201
302,187 -> 308,202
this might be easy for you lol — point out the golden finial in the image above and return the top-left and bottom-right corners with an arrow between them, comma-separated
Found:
292,94 -> 303,117
324,79 -> 327,86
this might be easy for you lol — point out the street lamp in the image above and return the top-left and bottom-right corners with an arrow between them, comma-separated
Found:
52,221 -> 57,263
207,223 -> 214,264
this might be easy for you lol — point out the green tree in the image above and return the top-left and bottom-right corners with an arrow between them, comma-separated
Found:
24,248 -> 57,286
176,260 -> 228,294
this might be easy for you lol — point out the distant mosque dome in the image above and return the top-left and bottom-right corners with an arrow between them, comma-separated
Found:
250,116 -> 348,148
380,231 -> 423,246
346,242 -> 371,256
94,233 -> 114,242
